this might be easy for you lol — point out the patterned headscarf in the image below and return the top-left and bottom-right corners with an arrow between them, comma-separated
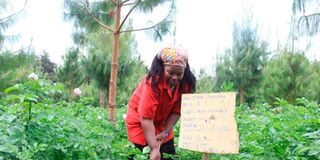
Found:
157,46 -> 188,68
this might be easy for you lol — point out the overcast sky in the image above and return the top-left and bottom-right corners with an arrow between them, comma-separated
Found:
6,0 -> 320,75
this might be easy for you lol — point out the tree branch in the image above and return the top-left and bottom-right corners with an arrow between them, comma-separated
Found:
118,0 -> 140,31
299,12 -> 320,21
120,1 -> 174,34
111,0 -> 117,5
122,2 -> 137,6
67,0 -> 114,32
120,20 -> 173,33
121,0 -> 131,5
0,0 -> 28,22
83,0 -> 115,32
5,42 -> 33,55
298,12 -> 320,32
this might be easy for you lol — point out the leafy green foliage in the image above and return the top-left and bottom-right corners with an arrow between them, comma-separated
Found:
0,79 -> 144,160
0,79 -> 319,159
260,50 -> 320,104
79,28 -> 146,107
82,30 -> 112,90
235,98 -> 319,159
307,62 -> 320,102
136,0 -> 172,12
116,32 -> 147,105
196,68 -> 214,93
0,50 -> 37,92
82,45 -> 111,107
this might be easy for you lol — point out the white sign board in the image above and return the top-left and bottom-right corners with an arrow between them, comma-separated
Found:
178,92 -> 239,154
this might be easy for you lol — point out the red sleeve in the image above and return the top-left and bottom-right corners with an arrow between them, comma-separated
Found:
138,81 -> 159,119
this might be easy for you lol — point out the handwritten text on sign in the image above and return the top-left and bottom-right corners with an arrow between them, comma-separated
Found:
178,92 -> 239,154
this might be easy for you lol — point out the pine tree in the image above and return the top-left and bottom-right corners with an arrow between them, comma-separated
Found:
214,15 -> 269,104
57,48 -> 84,102
40,51 -> 57,82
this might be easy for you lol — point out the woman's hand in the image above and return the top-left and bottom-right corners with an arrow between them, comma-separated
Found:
156,130 -> 169,145
149,144 -> 161,160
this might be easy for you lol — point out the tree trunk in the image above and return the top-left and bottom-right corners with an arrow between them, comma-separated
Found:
240,87 -> 245,104
68,87 -> 72,102
99,89 -> 105,107
68,79 -> 73,102
108,1 -> 121,125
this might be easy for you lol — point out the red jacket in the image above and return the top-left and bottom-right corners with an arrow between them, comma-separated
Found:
125,75 -> 190,145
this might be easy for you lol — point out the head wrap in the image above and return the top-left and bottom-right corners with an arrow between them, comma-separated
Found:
157,46 -> 188,68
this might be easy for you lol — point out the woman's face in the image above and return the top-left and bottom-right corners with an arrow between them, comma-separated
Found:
164,65 -> 185,87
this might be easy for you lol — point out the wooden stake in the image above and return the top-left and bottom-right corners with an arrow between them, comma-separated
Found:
203,153 -> 209,160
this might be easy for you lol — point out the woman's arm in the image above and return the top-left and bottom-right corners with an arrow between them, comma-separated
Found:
141,117 -> 161,160
140,117 -> 159,149
156,113 -> 180,143
164,113 -> 180,132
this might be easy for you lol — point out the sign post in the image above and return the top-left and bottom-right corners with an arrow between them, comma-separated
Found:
178,92 -> 239,159
203,153 -> 209,160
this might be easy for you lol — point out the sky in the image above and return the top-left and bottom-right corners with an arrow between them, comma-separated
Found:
6,0 -> 320,75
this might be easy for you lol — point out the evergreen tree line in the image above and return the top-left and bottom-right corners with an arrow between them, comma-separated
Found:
198,48 -> 320,106
0,36 -> 147,108
1,0 -> 320,108
2,30 -> 320,108
197,17 -> 320,106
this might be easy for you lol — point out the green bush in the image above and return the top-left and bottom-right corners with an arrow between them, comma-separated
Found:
0,79 -> 319,159
0,80 -> 145,160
